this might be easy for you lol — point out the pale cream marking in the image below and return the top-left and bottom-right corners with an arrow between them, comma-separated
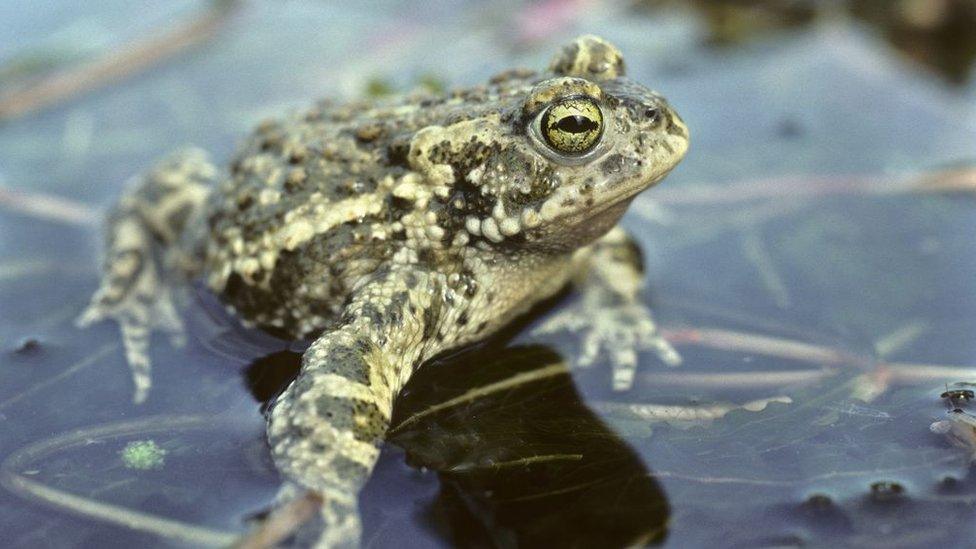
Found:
309,374 -> 393,420
214,192 -> 386,286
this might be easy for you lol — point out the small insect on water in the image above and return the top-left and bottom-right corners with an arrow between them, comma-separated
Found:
940,385 -> 976,406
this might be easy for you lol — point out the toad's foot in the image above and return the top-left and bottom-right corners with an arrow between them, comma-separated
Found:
77,149 -> 214,403
76,242 -> 185,404
540,227 -> 682,391
534,300 -> 680,390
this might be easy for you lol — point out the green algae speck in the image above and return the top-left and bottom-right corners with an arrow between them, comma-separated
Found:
120,440 -> 167,470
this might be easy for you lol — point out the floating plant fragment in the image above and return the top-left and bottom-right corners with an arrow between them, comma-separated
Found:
120,440 -> 167,471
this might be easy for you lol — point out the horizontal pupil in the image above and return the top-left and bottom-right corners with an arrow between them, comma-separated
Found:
554,115 -> 598,134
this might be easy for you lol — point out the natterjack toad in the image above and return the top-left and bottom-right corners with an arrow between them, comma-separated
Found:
79,35 -> 689,546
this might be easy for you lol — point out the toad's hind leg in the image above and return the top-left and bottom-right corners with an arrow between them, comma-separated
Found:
77,149 -> 216,403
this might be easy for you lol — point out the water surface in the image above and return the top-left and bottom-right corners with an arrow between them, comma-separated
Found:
2,1 -> 976,547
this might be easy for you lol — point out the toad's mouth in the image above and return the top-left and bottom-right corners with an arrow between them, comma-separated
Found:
546,174 -> 662,227
583,192 -> 635,223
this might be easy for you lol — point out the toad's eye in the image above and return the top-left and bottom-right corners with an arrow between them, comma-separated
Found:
541,97 -> 603,155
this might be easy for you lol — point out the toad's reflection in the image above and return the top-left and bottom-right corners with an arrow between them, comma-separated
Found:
390,344 -> 670,547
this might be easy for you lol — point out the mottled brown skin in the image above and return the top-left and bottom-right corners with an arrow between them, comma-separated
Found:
79,35 -> 688,547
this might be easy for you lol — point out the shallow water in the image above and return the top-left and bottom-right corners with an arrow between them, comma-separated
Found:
2,1 -> 976,547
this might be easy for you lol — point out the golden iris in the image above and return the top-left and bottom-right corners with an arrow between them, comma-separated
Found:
541,97 -> 603,155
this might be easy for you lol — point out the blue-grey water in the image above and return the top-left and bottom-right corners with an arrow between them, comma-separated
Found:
2,1 -> 976,547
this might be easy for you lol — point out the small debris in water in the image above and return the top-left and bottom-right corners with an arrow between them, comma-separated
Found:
803,493 -> 834,509
938,475 -> 961,491
120,440 -> 167,470
868,481 -> 905,503
13,338 -> 41,355
776,117 -> 804,139
940,389 -> 975,404
593,395 -> 793,425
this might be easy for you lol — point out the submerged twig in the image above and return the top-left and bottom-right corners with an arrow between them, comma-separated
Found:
234,491 -> 322,549
639,369 -> 835,388
593,396 -> 793,423
0,415 -> 239,546
4,476 -> 237,546
0,0 -> 239,120
0,342 -> 117,412
662,327 -> 856,366
390,362 -> 568,433
740,229 -> 791,308
658,326 -> 976,392
655,166 -> 976,207
0,259 -> 60,281
854,362 -> 976,401
0,185 -> 99,226
651,453 -> 963,488
914,166 -> 976,193
874,321 -> 929,359
885,362 -> 976,382
450,453 -> 584,472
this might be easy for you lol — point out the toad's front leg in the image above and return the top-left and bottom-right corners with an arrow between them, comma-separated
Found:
266,269 -> 445,547
533,226 -> 680,391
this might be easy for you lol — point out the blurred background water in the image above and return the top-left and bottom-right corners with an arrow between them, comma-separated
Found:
2,1 -> 976,547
